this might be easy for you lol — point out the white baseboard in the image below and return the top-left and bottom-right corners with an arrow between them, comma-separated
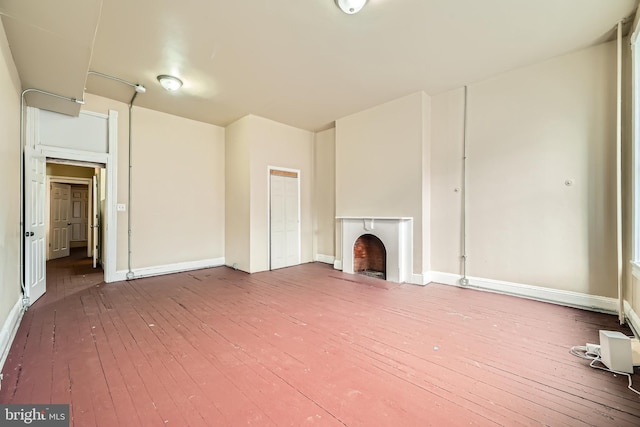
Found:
113,257 -> 226,282
333,260 -> 343,270
430,271 -> 618,314
315,254 -> 335,264
1,297 -> 24,377
624,300 -> 640,337
408,272 -> 430,286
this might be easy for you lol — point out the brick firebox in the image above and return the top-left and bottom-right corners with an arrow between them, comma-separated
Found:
353,234 -> 386,279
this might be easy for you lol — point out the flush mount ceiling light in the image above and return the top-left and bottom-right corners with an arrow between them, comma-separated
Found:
335,0 -> 367,14
157,74 -> 183,91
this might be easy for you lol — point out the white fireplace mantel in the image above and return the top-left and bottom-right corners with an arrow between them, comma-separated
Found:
337,217 -> 413,283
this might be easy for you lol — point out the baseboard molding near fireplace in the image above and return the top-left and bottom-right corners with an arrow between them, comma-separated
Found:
113,257 -> 226,282
315,254 -> 335,265
408,272 -> 431,286
430,271 -> 618,314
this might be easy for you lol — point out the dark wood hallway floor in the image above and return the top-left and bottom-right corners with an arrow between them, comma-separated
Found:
1,251 -> 639,426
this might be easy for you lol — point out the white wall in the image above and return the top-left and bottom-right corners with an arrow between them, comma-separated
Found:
130,107 -> 225,268
314,127 -> 336,259
81,95 -> 226,273
248,115 -> 314,273
430,88 -> 465,274
39,110 -> 108,153
421,94 -> 432,275
225,116 -> 252,271
336,92 -> 430,275
0,18 -> 22,367
225,115 -> 314,273
431,41 -> 618,297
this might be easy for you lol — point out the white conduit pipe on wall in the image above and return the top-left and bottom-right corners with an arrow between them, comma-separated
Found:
616,21 -> 624,324
461,85 -> 469,286
19,89 -> 84,306
126,92 -> 138,280
87,71 -> 145,280
88,71 -> 147,94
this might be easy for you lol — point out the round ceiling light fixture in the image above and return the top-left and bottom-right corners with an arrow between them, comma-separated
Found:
157,74 -> 183,91
335,0 -> 367,15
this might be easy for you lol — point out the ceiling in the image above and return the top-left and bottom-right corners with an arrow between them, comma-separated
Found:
1,0 -> 637,131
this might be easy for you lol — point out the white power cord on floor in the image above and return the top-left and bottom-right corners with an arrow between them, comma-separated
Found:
570,345 -> 640,396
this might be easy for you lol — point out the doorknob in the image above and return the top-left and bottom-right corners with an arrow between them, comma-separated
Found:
67,223 -> 71,226
25,232 -> 34,237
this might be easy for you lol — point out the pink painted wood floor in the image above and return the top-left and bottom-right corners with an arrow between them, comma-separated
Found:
1,249 -> 639,426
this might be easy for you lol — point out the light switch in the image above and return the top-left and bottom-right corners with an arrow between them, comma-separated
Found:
116,204 -> 126,212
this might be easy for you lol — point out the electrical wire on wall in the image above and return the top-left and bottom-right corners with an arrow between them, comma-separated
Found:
19,88 -> 84,307
88,71 -> 146,94
87,71 -> 145,280
126,92 -> 137,280
460,85 -> 469,286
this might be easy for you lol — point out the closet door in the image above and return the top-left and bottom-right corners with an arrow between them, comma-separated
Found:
270,170 -> 300,270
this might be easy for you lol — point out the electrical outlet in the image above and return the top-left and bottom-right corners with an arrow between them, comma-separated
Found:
586,343 -> 601,356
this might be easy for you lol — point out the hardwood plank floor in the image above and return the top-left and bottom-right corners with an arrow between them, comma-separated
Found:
1,249 -> 639,426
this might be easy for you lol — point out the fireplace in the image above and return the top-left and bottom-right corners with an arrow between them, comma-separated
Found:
337,217 -> 414,283
353,234 -> 386,279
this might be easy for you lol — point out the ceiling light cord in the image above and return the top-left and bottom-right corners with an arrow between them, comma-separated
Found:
19,88 -> 85,307
88,71 -> 146,93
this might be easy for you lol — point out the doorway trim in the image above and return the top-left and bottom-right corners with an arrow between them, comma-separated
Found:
28,109 -> 118,284
46,176 -> 93,260
267,166 -> 301,270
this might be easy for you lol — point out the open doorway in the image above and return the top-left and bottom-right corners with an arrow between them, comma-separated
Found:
46,161 -> 104,275
23,107 -> 118,306
46,159 -> 104,268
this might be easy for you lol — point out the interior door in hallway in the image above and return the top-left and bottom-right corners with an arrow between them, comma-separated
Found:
24,145 -> 47,304
270,170 -> 300,270
92,175 -> 99,268
50,183 -> 71,260
70,186 -> 88,243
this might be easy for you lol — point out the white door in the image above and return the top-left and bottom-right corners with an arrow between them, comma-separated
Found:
50,183 -> 71,260
270,170 -> 300,270
24,145 -> 47,304
70,187 -> 88,242
92,175 -> 99,268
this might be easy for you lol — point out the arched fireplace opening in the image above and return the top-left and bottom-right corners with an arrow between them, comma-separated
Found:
353,234 -> 386,280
